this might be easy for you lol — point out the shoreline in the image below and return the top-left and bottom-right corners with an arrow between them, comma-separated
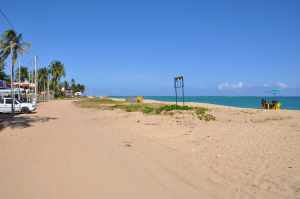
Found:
109,97 -> 300,112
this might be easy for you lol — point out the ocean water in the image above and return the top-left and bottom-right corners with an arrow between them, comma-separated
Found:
112,96 -> 300,110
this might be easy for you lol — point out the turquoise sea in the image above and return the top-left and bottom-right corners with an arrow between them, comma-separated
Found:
112,96 -> 300,110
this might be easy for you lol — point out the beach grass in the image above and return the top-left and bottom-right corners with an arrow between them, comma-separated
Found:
75,98 -> 215,121
194,107 -> 216,121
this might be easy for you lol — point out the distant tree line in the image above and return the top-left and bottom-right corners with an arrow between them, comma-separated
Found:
0,29 -> 85,97
63,78 -> 85,94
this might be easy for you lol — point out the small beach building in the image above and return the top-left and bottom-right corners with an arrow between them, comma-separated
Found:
65,89 -> 73,97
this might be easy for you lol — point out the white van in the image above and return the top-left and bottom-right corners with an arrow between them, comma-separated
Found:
0,98 -> 37,113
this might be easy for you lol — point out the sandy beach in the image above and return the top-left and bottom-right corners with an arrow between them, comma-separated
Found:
0,99 -> 299,199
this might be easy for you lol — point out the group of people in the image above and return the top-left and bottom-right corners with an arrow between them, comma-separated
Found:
261,98 -> 281,110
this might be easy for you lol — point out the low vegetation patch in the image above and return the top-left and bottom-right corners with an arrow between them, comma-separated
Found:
157,104 -> 192,112
194,107 -> 216,121
75,98 -> 216,121
75,98 -> 125,108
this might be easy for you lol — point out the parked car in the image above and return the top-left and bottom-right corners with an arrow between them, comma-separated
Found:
0,98 -> 37,113
74,91 -> 82,97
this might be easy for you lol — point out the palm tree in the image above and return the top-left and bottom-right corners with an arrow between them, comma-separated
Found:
49,61 -> 65,97
0,63 -> 9,81
0,29 -> 30,112
63,80 -> 69,90
15,66 -> 29,82
71,78 -> 76,92
78,84 -> 85,93
37,67 -> 48,93
0,30 -> 30,72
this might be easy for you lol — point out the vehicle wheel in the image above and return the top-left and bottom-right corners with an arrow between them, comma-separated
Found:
21,107 -> 30,113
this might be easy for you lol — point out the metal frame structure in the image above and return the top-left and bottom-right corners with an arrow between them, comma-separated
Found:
174,76 -> 184,106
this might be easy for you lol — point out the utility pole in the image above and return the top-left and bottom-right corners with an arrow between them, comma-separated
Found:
47,72 -> 50,101
10,41 -> 15,114
43,80 -> 46,102
34,56 -> 38,103
18,59 -> 21,100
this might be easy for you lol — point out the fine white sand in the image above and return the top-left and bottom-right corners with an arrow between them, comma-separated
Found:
0,99 -> 299,199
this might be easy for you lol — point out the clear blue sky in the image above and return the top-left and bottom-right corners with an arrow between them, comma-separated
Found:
1,0 -> 300,96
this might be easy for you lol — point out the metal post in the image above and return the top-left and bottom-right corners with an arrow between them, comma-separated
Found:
182,77 -> 184,105
47,71 -> 50,101
43,80 -> 46,102
18,59 -> 21,100
10,42 -> 15,113
34,56 -> 38,102
174,78 -> 178,106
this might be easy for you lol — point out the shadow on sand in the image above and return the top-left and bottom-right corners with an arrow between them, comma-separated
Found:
0,113 -> 57,131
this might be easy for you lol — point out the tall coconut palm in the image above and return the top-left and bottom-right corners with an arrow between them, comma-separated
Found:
49,61 -> 65,97
0,29 -> 30,112
0,63 -> 9,81
63,80 -> 69,90
15,66 -> 29,82
71,78 -> 76,92
37,67 -> 48,93
0,30 -> 30,72
78,84 -> 85,93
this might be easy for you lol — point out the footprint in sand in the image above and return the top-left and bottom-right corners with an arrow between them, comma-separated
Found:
123,141 -> 133,147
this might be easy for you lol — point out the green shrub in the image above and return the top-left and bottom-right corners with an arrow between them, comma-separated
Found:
124,104 -> 142,112
195,107 -> 208,115
157,105 -> 193,113
204,114 -> 216,121
194,107 -> 215,121
142,106 -> 155,114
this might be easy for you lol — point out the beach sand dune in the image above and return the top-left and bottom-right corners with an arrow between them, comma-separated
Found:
0,100 -> 299,199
